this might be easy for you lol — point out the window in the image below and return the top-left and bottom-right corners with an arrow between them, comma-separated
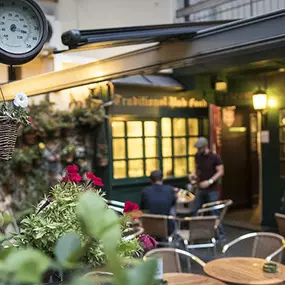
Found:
280,110 -> 285,178
112,117 -> 207,179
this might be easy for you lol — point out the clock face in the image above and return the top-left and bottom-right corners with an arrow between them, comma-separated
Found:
0,0 -> 43,55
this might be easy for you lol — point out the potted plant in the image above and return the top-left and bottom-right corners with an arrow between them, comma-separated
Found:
0,92 -> 30,161
14,165 -> 144,281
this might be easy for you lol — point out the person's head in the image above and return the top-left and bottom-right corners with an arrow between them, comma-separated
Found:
194,137 -> 209,154
150,170 -> 163,184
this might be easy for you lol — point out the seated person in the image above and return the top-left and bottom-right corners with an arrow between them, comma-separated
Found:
140,170 -> 177,235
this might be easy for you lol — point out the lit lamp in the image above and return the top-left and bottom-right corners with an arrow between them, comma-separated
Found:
215,80 -> 228,92
252,90 -> 267,110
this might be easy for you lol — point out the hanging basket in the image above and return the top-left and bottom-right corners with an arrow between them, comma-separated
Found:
0,116 -> 20,161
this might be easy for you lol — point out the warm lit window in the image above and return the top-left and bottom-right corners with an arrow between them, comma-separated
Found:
280,110 -> 285,178
112,117 -> 208,179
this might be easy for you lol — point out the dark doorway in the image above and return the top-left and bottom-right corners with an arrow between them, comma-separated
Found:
221,107 -> 258,209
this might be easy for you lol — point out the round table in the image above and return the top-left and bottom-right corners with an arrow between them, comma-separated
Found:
164,273 -> 225,285
204,257 -> 285,285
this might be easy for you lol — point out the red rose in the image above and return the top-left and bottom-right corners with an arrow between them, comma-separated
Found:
66,165 -> 78,174
139,234 -> 157,250
123,201 -> 139,213
86,172 -> 104,187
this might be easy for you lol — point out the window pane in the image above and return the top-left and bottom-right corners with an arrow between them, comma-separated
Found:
188,119 -> 199,136
113,139 -> 126,159
189,138 -> 197,155
145,138 -> 158,158
174,158 -> 187,177
128,139 -> 143,158
113,161 -> 126,179
112,121 -> 125,137
174,138 -> 186,156
162,138 -> 172,157
144,121 -> 157,137
127,121 -> 142,137
146,159 -> 159,176
163,158 -> 173,178
173,118 -> 186,136
161,118 -> 172,137
128,160 -> 144,178
188,156 -> 196,173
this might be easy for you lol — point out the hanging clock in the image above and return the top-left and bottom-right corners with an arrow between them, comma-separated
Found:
0,0 -> 48,65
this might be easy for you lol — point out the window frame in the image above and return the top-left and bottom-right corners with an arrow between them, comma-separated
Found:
111,116 -> 208,181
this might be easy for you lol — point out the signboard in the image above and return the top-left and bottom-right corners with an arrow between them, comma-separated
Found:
113,93 -> 208,108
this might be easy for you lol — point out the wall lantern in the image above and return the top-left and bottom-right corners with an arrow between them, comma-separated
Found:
215,80 -> 227,92
252,90 -> 267,110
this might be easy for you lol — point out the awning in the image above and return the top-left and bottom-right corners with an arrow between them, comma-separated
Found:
2,9 -> 285,100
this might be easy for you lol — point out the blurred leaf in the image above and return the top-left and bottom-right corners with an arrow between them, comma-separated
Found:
55,232 -> 81,266
5,248 -> 50,284
125,259 -> 157,285
69,276 -> 94,285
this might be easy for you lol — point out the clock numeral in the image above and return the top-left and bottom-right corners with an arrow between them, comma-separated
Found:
32,37 -> 37,41
8,13 -> 12,17
17,36 -> 23,40
0,22 -> 4,25
34,26 -> 39,31
20,18 -> 24,22
1,28 -> 5,31
3,34 -> 8,39
23,25 -> 28,28
21,30 -> 27,34
26,44 -> 31,48
15,14 -> 19,18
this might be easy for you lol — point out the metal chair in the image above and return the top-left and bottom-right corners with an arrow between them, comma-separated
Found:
275,213 -> 285,237
122,226 -> 144,242
222,232 -> 285,262
143,248 -> 205,273
139,214 -> 176,244
198,199 -> 233,242
178,216 -> 218,255
106,200 -> 125,214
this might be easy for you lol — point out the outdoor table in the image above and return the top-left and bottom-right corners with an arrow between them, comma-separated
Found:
163,273 -> 226,285
204,257 -> 285,285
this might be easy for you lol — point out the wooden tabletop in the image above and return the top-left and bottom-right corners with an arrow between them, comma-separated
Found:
163,273 -> 225,285
204,257 -> 285,285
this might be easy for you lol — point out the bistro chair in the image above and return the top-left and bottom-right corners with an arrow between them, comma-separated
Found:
198,199 -> 233,242
144,248 -> 206,273
122,226 -> 144,242
84,271 -> 113,284
139,213 -> 176,245
275,213 -> 285,237
178,216 -> 218,255
222,232 -> 285,262
106,199 -> 125,214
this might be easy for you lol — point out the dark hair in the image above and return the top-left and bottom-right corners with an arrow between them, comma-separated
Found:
150,170 -> 163,183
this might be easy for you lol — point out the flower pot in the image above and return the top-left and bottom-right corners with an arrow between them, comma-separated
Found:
0,116 -> 20,161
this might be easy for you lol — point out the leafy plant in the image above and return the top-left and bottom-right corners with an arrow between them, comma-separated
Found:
14,166 -> 142,267
0,93 -> 30,125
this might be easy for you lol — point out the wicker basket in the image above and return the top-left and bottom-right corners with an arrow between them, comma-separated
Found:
0,116 -> 20,161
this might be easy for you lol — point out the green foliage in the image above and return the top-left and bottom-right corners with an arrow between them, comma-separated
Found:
15,182 -> 141,267
0,103 -> 30,126
11,147 -> 39,167
0,190 -> 156,285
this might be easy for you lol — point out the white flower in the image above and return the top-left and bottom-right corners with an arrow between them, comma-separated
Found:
13,92 -> 29,108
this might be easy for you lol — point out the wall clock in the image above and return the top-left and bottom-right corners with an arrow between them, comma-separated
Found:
0,0 -> 48,65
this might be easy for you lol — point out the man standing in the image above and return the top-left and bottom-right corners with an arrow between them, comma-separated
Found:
191,137 -> 224,214
141,170 -> 177,234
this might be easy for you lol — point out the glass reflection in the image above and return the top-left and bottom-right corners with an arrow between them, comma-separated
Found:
174,138 -> 186,156
127,121 -> 142,137
146,159 -> 159,176
113,161 -> 126,179
173,118 -> 186,136
161,118 -> 172,137
128,160 -> 144,177
174,158 -> 187,177
112,121 -> 125,137
113,139 -> 126,159
145,138 -> 158,158
128,139 -> 143,158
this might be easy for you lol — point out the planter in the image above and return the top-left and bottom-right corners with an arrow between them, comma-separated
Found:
0,116 -> 20,161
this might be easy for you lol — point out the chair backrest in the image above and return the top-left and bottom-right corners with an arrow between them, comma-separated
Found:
106,200 -> 125,214
184,216 -> 218,242
223,232 -> 284,262
144,248 -> 205,273
122,226 -> 144,241
275,213 -> 285,237
140,214 -> 169,239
